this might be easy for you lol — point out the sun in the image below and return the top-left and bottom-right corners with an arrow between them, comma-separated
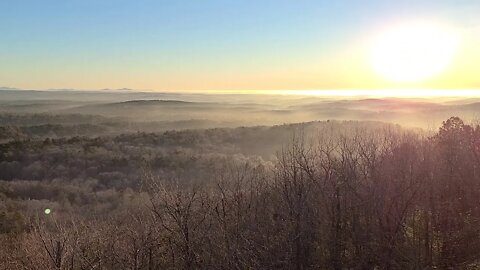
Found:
369,22 -> 459,83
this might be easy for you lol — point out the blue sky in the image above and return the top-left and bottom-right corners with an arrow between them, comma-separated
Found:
0,0 -> 478,90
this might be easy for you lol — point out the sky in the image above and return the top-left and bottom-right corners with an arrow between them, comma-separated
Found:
0,0 -> 479,92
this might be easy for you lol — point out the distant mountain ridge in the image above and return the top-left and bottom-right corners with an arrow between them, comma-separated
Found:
0,86 -> 21,90
115,99 -> 193,105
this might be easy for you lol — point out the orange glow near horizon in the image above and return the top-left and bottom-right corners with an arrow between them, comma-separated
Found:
162,89 -> 480,98
277,89 -> 480,98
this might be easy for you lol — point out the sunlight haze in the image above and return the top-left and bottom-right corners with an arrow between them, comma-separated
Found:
1,0 -> 479,93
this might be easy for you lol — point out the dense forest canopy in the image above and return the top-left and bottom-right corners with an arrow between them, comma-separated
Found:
1,113 -> 480,269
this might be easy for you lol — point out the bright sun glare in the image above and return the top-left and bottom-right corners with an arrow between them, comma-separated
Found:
370,22 -> 459,83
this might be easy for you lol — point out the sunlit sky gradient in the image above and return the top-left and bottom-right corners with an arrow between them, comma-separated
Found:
1,0 -> 479,92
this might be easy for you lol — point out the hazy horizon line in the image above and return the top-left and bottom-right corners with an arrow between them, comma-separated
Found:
1,86 -> 480,98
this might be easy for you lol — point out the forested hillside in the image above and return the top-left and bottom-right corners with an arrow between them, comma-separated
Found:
1,117 -> 480,269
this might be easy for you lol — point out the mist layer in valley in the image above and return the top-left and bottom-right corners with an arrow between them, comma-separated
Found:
1,89 -> 479,140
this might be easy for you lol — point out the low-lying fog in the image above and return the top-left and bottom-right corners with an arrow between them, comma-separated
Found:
1,89 -> 479,138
